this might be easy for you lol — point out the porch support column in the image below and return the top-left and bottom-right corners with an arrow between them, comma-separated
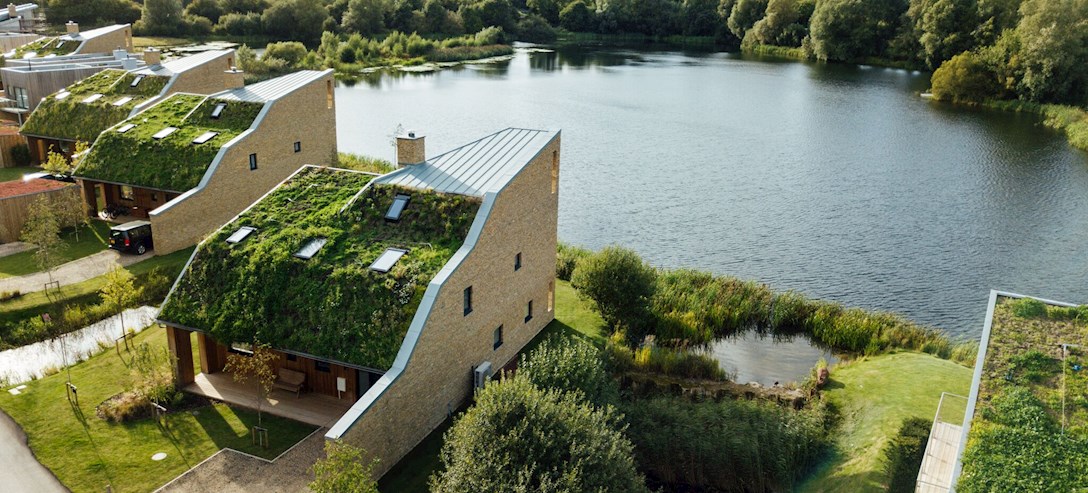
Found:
165,325 -> 195,386
80,180 -> 96,217
198,332 -> 224,374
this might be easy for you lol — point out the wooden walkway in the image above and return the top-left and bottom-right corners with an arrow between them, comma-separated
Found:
916,421 -> 963,493
185,373 -> 353,427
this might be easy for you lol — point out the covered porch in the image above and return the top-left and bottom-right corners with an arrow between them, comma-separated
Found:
185,372 -> 352,427
78,178 -> 179,220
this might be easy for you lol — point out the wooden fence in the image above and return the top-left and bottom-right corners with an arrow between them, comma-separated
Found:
0,132 -> 26,168
0,184 -> 79,243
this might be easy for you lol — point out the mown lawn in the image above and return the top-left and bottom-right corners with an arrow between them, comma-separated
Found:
797,352 -> 972,492
378,279 -> 603,492
0,247 -> 194,329
0,221 -> 113,279
0,325 -> 316,493
0,166 -> 41,182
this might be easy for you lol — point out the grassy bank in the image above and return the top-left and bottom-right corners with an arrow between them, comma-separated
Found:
0,221 -> 111,279
797,352 -> 972,492
555,31 -> 716,48
0,166 -> 40,182
0,325 -> 316,493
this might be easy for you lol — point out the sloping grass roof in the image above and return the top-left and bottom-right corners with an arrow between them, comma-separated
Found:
159,167 -> 482,370
21,69 -> 170,142
75,92 -> 264,192
11,36 -> 79,58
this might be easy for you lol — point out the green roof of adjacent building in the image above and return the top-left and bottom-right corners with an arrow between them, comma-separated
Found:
74,92 -> 264,192
158,166 -> 482,370
21,69 -> 170,142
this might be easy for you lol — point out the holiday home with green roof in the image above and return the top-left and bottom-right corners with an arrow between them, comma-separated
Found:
72,69 -> 337,254
19,49 -> 238,163
157,128 -> 561,477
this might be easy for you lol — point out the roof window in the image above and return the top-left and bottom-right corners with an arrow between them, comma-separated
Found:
130,75 -> 145,87
81,94 -> 103,104
113,96 -> 133,107
55,91 -> 70,100
116,123 -> 136,133
385,194 -> 411,222
211,102 -> 227,119
370,248 -> 408,273
225,226 -> 257,244
152,127 -> 178,140
294,238 -> 327,260
192,131 -> 219,145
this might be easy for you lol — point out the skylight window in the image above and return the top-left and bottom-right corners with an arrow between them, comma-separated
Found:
116,123 -> 136,133
225,226 -> 257,244
192,131 -> 219,145
211,102 -> 227,119
385,194 -> 411,222
81,94 -> 103,104
370,248 -> 408,273
152,127 -> 178,140
113,96 -> 133,106
55,91 -> 70,100
294,238 -> 327,260
130,75 -> 145,87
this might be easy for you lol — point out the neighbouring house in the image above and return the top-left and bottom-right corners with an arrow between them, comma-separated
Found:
72,69 -> 337,255
916,291 -> 1087,492
0,23 -> 135,115
20,49 -> 238,162
156,127 -> 561,478
0,3 -> 37,32
0,175 -> 78,242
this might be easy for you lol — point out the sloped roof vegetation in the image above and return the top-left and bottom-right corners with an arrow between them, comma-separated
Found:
21,69 -> 169,142
11,36 -> 79,58
159,167 -> 482,370
75,93 -> 264,192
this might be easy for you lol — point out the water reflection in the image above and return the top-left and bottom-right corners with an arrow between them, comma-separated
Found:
709,332 -> 837,386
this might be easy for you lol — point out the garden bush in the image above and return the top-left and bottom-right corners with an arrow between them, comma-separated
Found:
519,335 -> 618,406
571,245 -> 657,339
1009,297 -> 1047,318
555,241 -> 591,280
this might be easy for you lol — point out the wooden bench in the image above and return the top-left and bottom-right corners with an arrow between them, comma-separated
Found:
273,368 -> 306,398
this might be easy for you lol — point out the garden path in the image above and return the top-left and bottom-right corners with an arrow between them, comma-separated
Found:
0,242 -> 31,258
0,249 -> 153,294
0,410 -> 67,493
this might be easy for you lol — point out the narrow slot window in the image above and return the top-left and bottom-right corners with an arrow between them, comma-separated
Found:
249,153 -> 257,170
293,141 -> 301,153
514,252 -> 521,271
463,286 -> 472,316
525,300 -> 533,323
493,326 -> 503,350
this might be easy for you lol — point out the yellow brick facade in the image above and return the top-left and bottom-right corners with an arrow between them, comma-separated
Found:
78,26 -> 133,54
150,74 -> 337,254
165,52 -> 238,95
339,135 -> 561,478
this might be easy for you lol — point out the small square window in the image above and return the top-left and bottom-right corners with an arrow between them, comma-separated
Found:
514,252 -> 521,271
286,353 -> 297,362
463,286 -> 473,316
120,185 -> 134,201
293,141 -> 301,153
151,192 -> 158,202
315,360 -> 331,373
493,325 -> 503,350
249,153 -> 258,170
525,300 -> 533,323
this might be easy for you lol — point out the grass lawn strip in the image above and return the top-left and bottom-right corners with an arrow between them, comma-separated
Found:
0,221 -> 112,279
796,352 -> 972,492
0,166 -> 42,182
0,325 -> 316,493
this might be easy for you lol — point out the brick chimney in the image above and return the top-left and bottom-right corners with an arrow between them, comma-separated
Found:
224,67 -> 244,89
65,21 -> 78,35
396,131 -> 425,167
143,48 -> 161,66
7,4 -> 17,18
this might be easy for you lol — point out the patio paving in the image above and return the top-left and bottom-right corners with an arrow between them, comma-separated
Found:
185,372 -> 353,427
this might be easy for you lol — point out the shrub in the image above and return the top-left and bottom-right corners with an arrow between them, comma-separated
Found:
519,335 -> 618,405
215,12 -> 263,36
556,241 -> 591,281
9,143 -> 30,167
1009,297 -> 1047,318
264,41 -> 309,66
337,152 -> 395,174
931,51 -> 1000,103
310,441 -> 379,493
516,14 -> 557,43
431,376 -> 649,492
96,391 -> 151,422
571,245 -> 657,338
882,416 -> 932,493
608,339 -> 727,381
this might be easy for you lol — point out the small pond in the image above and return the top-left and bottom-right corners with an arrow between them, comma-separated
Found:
708,332 -> 837,387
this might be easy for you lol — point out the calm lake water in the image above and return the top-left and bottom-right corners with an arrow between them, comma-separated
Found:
335,45 -> 1088,342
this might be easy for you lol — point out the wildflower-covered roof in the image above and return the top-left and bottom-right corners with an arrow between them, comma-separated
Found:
158,166 -> 482,370
21,69 -> 170,142
74,92 -> 264,192
9,25 -> 128,59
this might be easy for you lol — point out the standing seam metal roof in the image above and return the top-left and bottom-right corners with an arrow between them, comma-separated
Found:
62,24 -> 128,42
135,50 -> 231,77
376,128 -> 556,196
213,69 -> 331,103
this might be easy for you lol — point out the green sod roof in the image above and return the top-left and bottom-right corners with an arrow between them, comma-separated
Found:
75,92 -> 265,192
21,69 -> 170,142
158,166 -> 482,370
12,36 -> 79,58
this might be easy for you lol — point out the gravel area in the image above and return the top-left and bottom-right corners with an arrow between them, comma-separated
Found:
156,428 -> 326,493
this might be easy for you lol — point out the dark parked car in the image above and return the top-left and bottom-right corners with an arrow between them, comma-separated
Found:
109,220 -> 153,255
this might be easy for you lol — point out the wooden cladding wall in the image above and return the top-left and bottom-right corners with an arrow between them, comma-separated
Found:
0,132 -> 27,168
0,185 -> 78,242
201,335 -> 360,402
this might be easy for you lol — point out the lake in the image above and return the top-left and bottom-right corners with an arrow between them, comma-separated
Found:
334,44 -> 1088,342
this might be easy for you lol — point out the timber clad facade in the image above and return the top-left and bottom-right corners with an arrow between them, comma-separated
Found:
334,135 -> 560,478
